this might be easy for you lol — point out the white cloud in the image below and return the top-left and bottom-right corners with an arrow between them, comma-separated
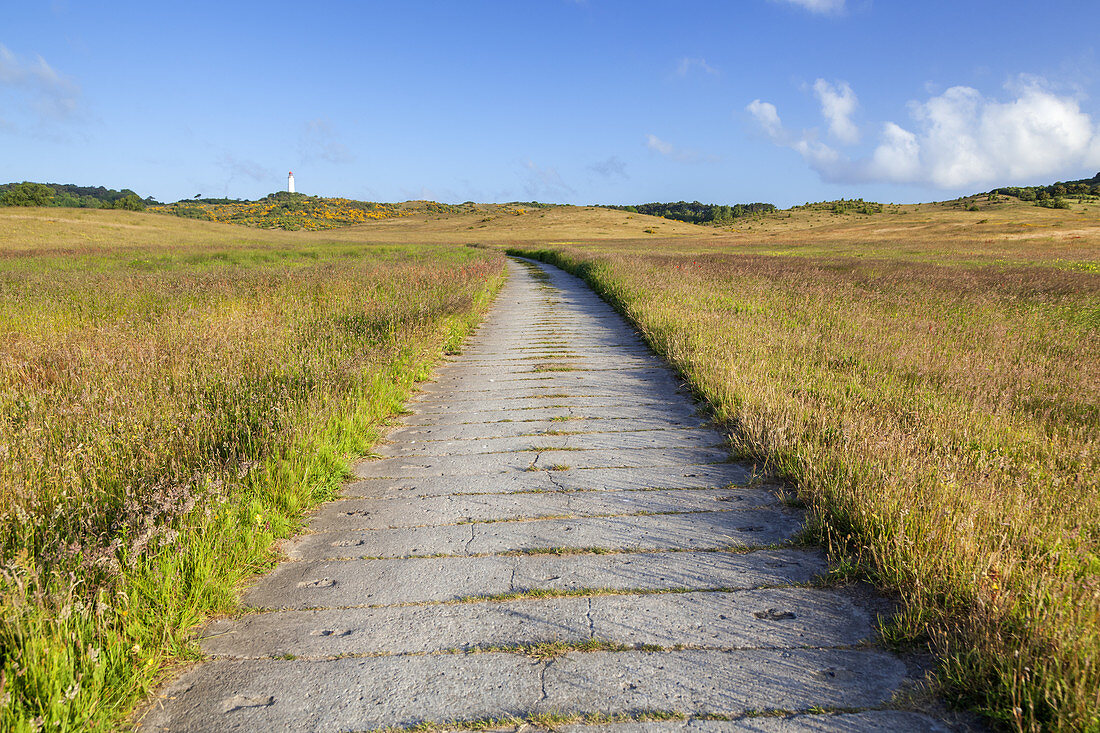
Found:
865,122 -> 920,182
747,76 -> 1100,188
676,57 -> 718,77
0,43 -> 81,123
813,79 -> 859,143
773,0 -> 846,15
646,134 -> 675,156
792,136 -> 843,170
747,100 -> 783,140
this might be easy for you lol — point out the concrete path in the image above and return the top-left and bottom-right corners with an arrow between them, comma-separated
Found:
142,261 -> 949,732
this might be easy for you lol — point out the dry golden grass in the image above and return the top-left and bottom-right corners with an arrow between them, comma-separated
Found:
491,197 -> 1100,267
315,202 -> 705,243
0,207 -> 319,257
716,196 -> 1100,261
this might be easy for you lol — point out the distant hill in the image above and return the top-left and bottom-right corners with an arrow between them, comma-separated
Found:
149,191 -> 430,231
991,172 -> 1100,207
604,200 -> 776,225
0,181 -> 158,210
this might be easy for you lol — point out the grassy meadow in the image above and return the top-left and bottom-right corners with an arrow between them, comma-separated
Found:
2,193 -> 1097,731
0,208 -> 505,730
505,196 -> 1100,731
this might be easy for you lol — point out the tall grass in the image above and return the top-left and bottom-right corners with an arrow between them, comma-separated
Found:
0,210 -> 505,730
510,246 -> 1100,731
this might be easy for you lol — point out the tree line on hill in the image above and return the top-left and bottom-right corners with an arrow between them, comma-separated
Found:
791,198 -> 884,214
992,172 -> 1100,208
0,182 -> 158,211
605,201 -> 776,225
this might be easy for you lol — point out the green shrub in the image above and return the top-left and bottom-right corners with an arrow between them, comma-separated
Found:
113,194 -> 146,212
0,182 -> 54,207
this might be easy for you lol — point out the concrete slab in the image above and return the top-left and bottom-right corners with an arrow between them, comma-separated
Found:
476,357 -> 657,371
384,418 -> 711,443
354,447 -> 733,478
141,649 -> 908,732
408,389 -> 696,410
286,508 -> 803,560
425,361 -> 670,376
243,549 -> 828,609
375,430 -> 728,457
202,588 -> 874,658
406,395 -> 682,415
541,648 -> 909,715
344,464 -> 756,498
461,345 -> 657,357
416,377 -> 687,398
446,355 -> 667,366
422,365 -> 680,383
400,403 -> 707,426
313,489 -> 781,530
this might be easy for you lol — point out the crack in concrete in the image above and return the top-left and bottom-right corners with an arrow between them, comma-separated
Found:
585,596 -> 596,639
544,469 -> 567,492
537,659 -> 552,706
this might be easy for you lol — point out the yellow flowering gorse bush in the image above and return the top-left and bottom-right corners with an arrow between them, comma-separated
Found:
150,194 -> 412,231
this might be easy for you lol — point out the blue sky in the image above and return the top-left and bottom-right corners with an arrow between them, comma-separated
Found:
2,0 -> 1099,206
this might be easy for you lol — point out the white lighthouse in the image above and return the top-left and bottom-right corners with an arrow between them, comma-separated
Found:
287,171 -> 295,193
